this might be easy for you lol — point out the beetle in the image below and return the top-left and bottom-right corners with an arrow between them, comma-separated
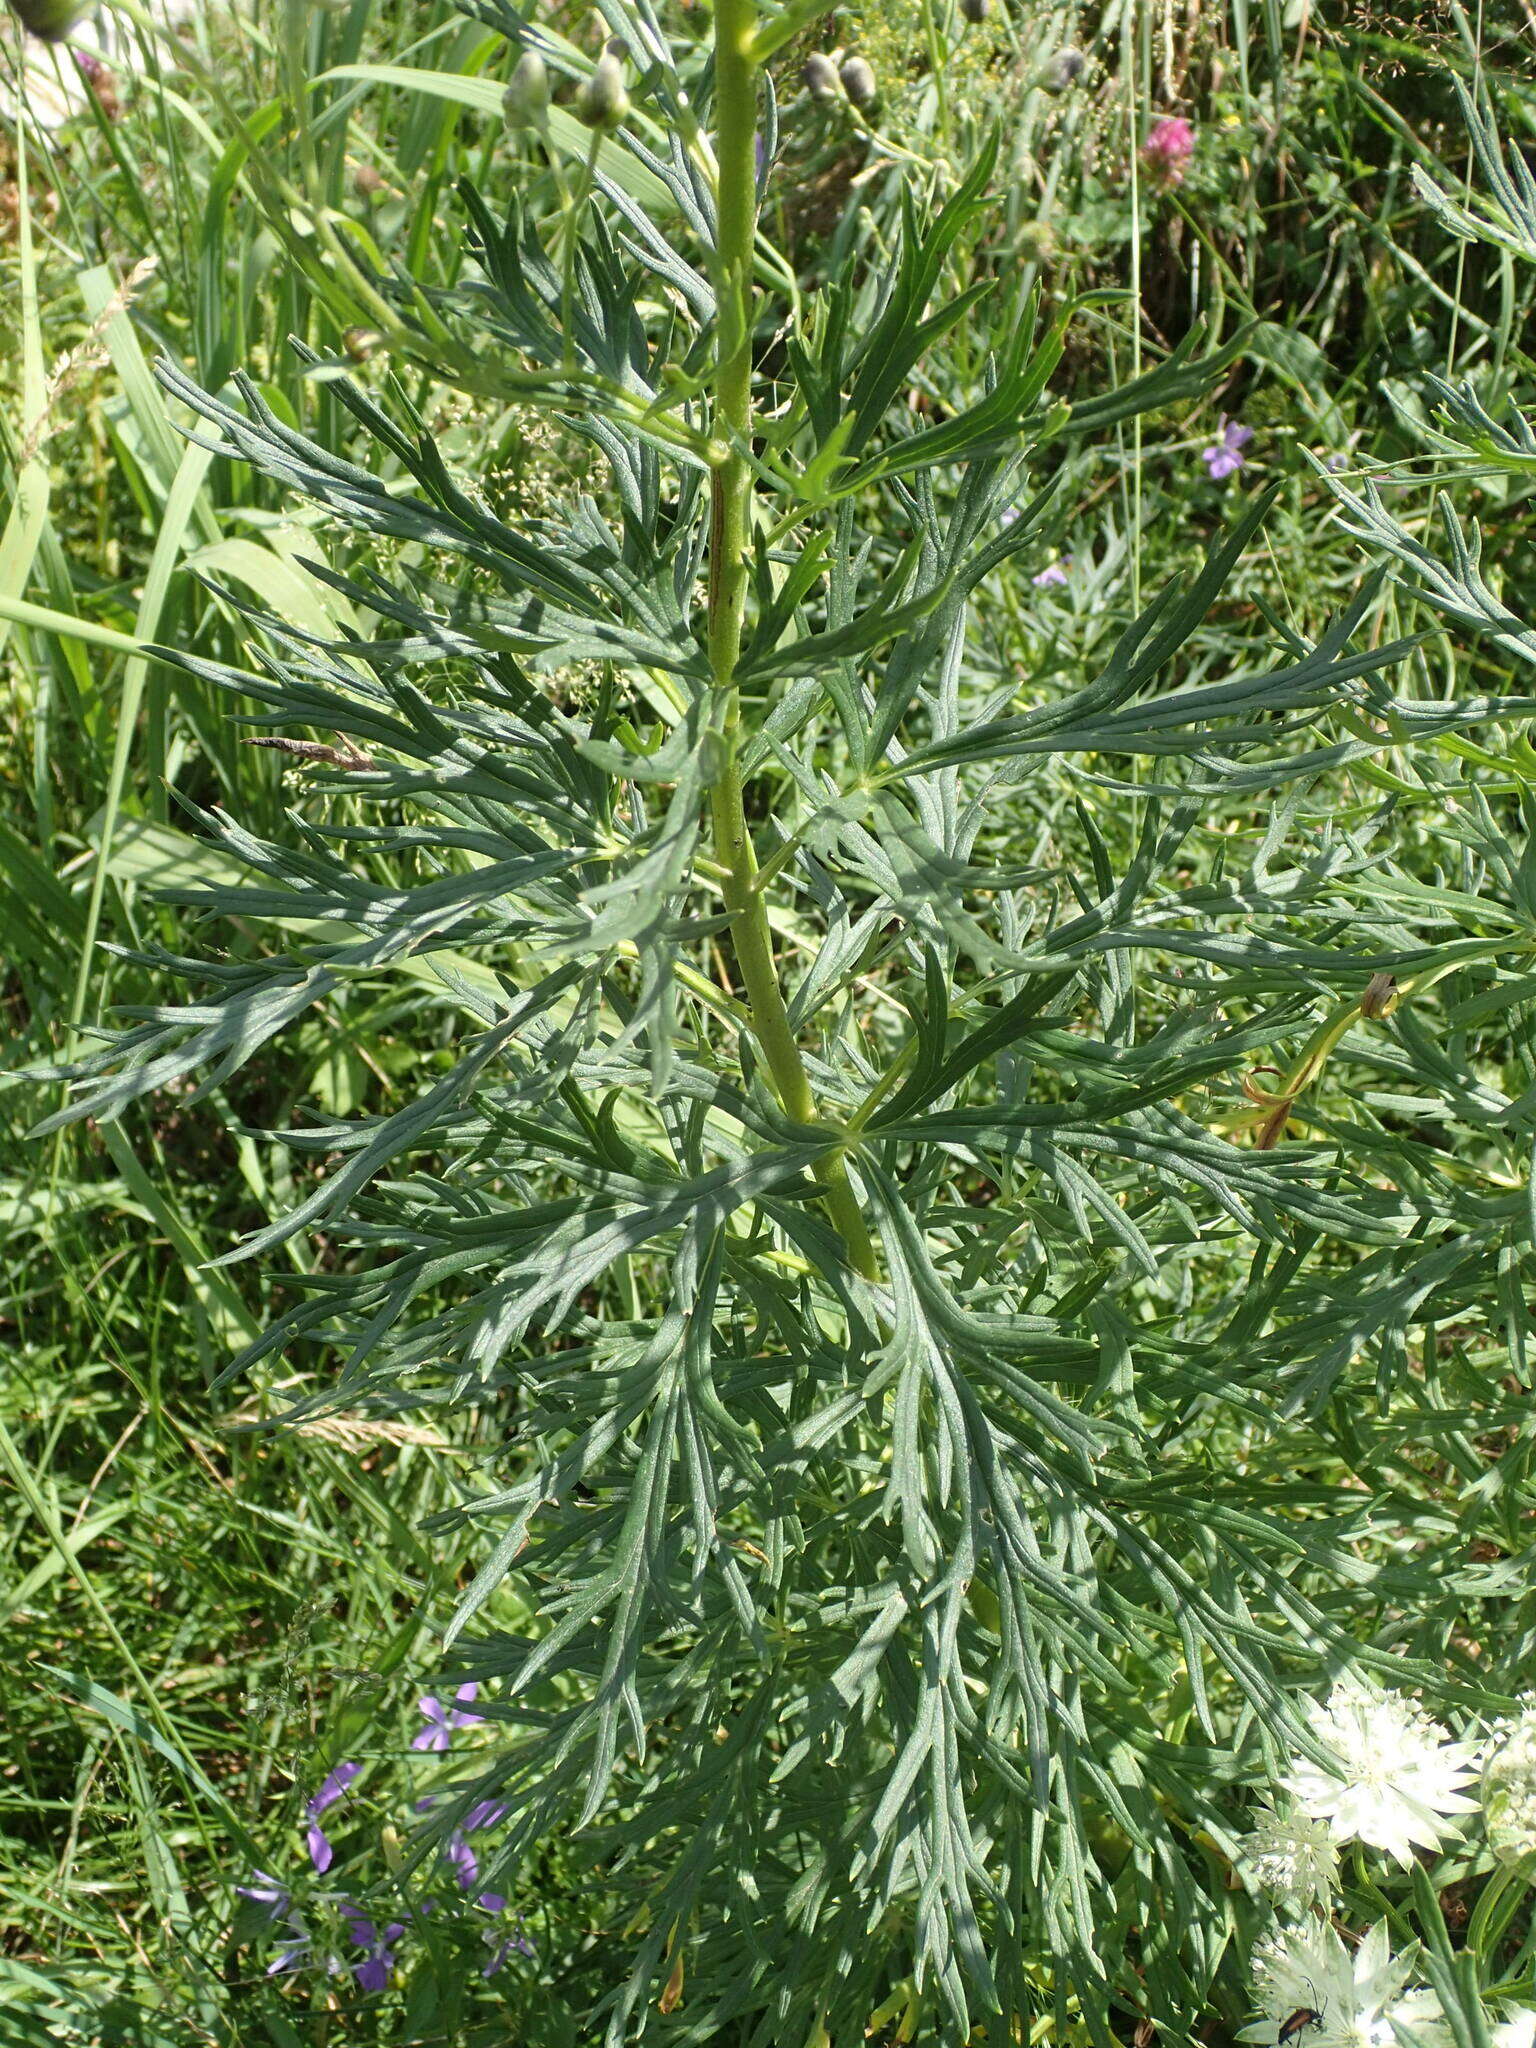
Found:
1276,2000 -> 1325,2045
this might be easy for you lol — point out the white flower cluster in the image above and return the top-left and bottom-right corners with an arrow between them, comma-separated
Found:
1242,1920 -> 1451,2048
1237,1674 -> 1536,2048
1482,1700 -> 1536,1877
1279,1676 -> 1481,1869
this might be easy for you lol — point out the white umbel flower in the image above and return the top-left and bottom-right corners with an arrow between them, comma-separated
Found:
1243,1796 -> 1340,1915
1240,1920 -> 1453,2048
1283,1678 -> 1480,1866
1482,1703 -> 1536,1877
1492,2011 -> 1536,2048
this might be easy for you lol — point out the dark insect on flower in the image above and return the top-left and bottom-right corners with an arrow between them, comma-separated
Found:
839,55 -> 878,110
1276,2007 -> 1324,2045
5,0 -> 86,38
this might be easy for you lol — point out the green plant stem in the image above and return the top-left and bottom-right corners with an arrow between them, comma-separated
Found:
705,0 -> 878,1281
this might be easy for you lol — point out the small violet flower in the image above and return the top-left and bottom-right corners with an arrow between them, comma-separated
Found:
236,1869 -> 292,1919
446,1827 -> 509,1912
1202,417 -> 1253,482
238,1870 -> 314,1973
484,1918 -> 536,1977
305,1759 -> 361,1874
411,1683 -> 482,1753
1032,560 -> 1070,588
1141,115 -> 1195,186
341,1906 -> 407,1995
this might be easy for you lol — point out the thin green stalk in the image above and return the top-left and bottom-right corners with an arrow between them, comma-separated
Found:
705,0 -> 877,1281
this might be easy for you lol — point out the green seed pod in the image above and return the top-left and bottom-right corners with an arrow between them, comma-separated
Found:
839,55 -> 878,111
802,52 -> 840,103
960,0 -> 990,21
576,50 -> 629,132
5,0 -> 87,41
503,50 -> 550,128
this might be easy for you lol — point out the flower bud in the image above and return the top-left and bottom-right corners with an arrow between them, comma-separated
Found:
802,52 -> 840,103
576,50 -> 629,131
839,55 -> 878,111
1045,47 -> 1086,91
5,0 -> 87,40
960,0 -> 990,20
353,163 -> 384,199
1360,973 -> 1399,1021
1483,1709 -> 1536,1880
503,50 -> 550,128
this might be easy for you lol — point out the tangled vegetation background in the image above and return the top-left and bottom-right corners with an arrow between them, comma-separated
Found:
5,0 -> 1536,2042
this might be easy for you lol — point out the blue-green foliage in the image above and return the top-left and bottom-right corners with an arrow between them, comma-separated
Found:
19,8 -> 1536,2044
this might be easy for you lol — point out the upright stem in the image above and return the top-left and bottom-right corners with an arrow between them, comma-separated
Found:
705,0 -> 878,1280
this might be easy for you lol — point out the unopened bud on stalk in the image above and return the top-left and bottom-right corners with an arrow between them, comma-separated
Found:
1360,973 -> 1399,1021
839,55 -> 878,111
353,163 -> 384,198
576,49 -> 629,131
503,50 -> 550,128
1045,47 -> 1086,90
802,51 -> 840,103
4,0 -> 87,40
960,0 -> 990,21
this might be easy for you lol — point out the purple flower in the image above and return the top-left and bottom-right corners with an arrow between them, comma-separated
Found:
411,1684 -> 482,1752
305,1759 -> 361,1873
444,1828 -> 510,1911
266,1927 -> 316,1977
1201,416 -> 1253,482
236,1870 -> 292,1919
483,1920 -> 535,1976
1141,115 -> 1195,186
341,1907 -> 406,1994
462,1798 -> 509,1832
446,1830 -> 479,1892
1032,560 -> 1070,587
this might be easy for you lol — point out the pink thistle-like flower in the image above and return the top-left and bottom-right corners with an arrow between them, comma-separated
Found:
1141,115 -> 1195,186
